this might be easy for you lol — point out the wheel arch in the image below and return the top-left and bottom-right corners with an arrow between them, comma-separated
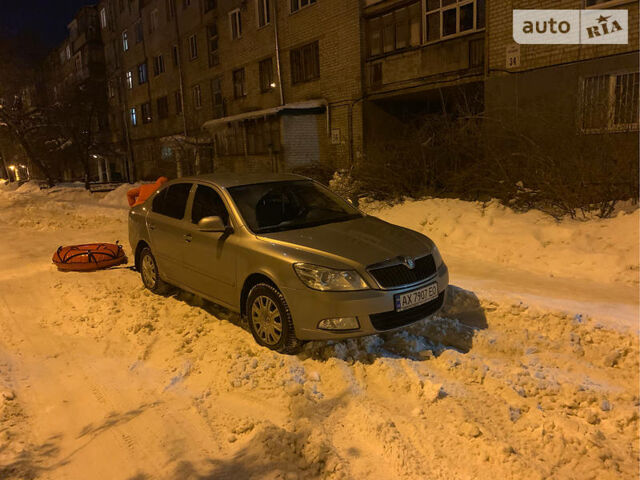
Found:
240,272 -> 279,317
134,240 -> 151,271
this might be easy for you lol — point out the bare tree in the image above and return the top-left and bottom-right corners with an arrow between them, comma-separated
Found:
0,32 -> 55,184
49,79 -> 108,188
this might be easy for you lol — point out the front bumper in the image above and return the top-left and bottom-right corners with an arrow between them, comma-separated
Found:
281,263 -> 449,341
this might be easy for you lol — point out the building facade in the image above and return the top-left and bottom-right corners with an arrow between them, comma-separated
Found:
97,0 -> 363,180
486,0 -> 638,166
41,5 -> 117,183
42,0 -> 637,186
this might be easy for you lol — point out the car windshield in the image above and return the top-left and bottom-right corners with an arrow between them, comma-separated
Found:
228,180 -> 362,233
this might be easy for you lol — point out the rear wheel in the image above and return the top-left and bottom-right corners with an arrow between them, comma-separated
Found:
246,283 -> 301,354
139,247 -> 170,294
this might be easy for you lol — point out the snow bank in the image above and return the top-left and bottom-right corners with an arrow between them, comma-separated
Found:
98,183 -> 141,209
365,198 -> 639,286
1,187 -> 638,479
14,181 -> 42,194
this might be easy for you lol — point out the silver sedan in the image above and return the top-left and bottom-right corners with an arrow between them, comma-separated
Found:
129,173 -> 449,353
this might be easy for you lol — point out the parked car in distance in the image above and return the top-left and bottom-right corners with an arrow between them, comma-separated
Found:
129,173 -> 449,353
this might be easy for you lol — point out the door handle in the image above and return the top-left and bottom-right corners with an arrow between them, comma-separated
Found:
148,223 -> 156,230
184,234 -> 192,243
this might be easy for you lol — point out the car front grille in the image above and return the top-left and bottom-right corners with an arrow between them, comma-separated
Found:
368,254 -> 437,289
369,292 -> 445,331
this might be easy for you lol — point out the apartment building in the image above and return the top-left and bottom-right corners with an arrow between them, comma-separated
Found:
37,0 -> 637,184
486,0 -> 638,162
361,0 -> 486,156
41,5 -> 116,182
97,0 -> 363,179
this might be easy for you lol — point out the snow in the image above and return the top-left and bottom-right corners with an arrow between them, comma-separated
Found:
364,198 -> 639,331
0,186 -> 638,479
98,182 -> 142,208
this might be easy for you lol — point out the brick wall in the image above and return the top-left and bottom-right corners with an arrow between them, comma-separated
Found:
489,0 -> 639,75
98,0 -> 364,178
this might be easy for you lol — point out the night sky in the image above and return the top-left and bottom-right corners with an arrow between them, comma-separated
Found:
0,0 -> 97,52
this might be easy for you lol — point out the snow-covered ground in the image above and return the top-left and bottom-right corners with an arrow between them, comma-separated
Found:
0,182 -> 638,480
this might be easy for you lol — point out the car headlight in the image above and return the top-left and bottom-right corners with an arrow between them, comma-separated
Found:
293,263 -> 368,291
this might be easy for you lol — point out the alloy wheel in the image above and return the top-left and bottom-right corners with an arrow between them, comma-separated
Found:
141,254 -> 157,288
251,295 -> 283,345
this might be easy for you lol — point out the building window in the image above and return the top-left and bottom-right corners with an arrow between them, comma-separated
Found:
211,78 -> 224,118
192,84 -> 202,108
138,62 -> 148,84
216,118 -> 280,156
100,8 -> 107,28
207,24 -> 219,67
291,0 -> 316,13
368,3 -> 421,57
189,34 -> 198,59
175,90 -> 183,114
130,107 -> 138,126
154,55 -> 165,75
150,9 -> 159,33
75,55 -> 82,74
172,45 -> 179,66
290,41 -> 319,84
125,70 -> 133,89
581,72 -> 639,133
424,0 -> 484,43
257,0 -> 271,27
233,68 -> 246,98
122,30 -> 129,51
229,9 -> 242,39
259,57 -> 274,92
167,0 -> 176,19
157,96 -> 169,119
135,20 -> 144,43
107,80 -> 116,98
65,45 -> 71,60
141,102 -> 152,123
204,0 -> 217,12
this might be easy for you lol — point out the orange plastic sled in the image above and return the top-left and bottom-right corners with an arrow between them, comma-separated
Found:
52,242 -> 127,272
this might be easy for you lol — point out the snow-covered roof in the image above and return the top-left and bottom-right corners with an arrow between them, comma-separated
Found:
202,99 -> 327,131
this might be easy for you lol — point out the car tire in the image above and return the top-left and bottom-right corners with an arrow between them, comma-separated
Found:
246,283 -> 301,354
139,247 -> 171,295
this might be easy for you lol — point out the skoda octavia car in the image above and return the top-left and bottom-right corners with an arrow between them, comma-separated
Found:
129,173 -> 448,353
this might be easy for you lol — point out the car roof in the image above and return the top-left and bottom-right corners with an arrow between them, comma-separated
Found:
174,172 -> 310,188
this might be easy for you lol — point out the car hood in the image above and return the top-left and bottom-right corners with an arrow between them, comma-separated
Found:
257,215 -> 434,267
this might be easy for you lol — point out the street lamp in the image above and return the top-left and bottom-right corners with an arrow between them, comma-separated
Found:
8,165 -> 19,182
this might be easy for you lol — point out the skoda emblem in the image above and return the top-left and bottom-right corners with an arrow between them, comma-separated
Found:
400,256 -> 415,270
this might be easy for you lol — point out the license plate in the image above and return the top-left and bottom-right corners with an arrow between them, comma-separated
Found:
394,283 -> 438,312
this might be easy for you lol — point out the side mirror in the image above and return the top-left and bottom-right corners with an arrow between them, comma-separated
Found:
198,216 -> 229,233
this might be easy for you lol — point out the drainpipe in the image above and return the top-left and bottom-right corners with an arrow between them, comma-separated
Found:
172,2 -> 189,176
273,0 -> 285,106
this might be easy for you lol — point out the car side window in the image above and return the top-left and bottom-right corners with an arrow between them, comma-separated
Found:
151,187 -> 167,214
191,185 -> 230,225
153,183 -> 192,219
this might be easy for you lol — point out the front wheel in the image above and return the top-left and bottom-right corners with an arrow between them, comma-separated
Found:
246,284 -> 301,354
139,247 -> 171,294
